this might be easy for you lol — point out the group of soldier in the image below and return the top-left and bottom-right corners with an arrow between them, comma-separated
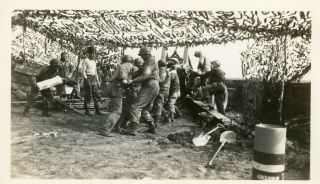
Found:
100,47 -> 182,136
23,46 -> 227,137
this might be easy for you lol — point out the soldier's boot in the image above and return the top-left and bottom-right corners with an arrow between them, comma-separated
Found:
143,121 -> 156,134
23,106 -> 30,116
84,102 -> 92,116
113,118 -> 128,133
85,109 -> 92,116
122,122 -> 138,136
111,124 -> 121,133
153,115 -> 161,129
120,120 -> 129,129
95,102 -> 106,115
97,127 -> 113,137
41,109 -> 51,117
175,107 -> 182,118
73,89 -> 82,99
169,113 -> 175,125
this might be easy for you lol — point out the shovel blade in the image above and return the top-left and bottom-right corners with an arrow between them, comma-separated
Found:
192,134 -> 211,146
219,131 -> 236,143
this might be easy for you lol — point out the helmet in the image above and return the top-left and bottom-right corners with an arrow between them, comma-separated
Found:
167,58 -> 178,68
194,51 -> 202,57
61,52 -> 67,58
158,59 -> 166,67
50,58 -> 60,68
134,58 -> 144,66
87,46 -> 95,54
211,60 -> 221,67
138,47 -> 151,56
122,55 -> 133,63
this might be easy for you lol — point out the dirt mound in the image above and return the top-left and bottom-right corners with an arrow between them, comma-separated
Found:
167,130 -> 196,148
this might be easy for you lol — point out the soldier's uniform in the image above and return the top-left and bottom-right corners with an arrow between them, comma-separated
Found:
166,67 -> 180,122
201,65 -> 227,114
23,58 -> 61,116
122,47 -> 160,135
151,60 -> 170,127
112,58 -> 143,132
103,56 -> 133,134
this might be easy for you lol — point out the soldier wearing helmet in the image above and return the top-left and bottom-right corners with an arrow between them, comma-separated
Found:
122,47 -> 160,136
98,54 -> 134,136
131,58 -> 144,96
133,58 -> 144,70
23,58 -> 63,117
107,57 -> 144,134
150,59 -> 170,128
197,59 -> 227,114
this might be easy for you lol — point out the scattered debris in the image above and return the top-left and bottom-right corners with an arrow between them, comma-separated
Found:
12,131 -> 58,145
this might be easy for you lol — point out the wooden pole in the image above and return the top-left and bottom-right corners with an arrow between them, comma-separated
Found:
278,36 -> 287,124
160,46 -> 167,60
183,46 -> 189,64
75,48 -> 82,80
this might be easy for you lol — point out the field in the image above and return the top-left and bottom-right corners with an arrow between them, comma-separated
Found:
11,106 -> 309,179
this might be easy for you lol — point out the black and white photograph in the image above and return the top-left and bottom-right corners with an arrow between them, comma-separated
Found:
1,0 -> 319,182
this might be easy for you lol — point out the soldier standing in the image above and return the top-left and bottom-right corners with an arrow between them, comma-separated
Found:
122,47 -> 160,136
82,46 -> 103,115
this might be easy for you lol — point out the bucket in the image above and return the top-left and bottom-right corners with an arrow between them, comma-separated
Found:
252,124 -> 286,180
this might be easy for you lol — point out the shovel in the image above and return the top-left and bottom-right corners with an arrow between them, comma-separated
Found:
192,123 -> 225,146
208,131 -> 236,166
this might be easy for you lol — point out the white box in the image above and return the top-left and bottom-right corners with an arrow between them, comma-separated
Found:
37,76 -> 63,90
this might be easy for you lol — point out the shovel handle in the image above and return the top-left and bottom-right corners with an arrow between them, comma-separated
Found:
205,123 -> 224,135
208,141 -> 226,166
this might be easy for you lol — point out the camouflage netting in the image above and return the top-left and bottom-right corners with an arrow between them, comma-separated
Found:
11,10 -> 311,80
12,10 -> 311,51
241,37 -> 311,126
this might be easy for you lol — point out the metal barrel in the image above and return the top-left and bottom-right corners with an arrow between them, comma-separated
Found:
252,124 -> 286,180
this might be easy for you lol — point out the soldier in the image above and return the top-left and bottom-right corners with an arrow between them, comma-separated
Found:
111,57 -> 144,132
198,60 -> 227,114
59,52 -> 82,99
122,47 -> 160,136
82,46 -> 103,115
166,61 -> 181,123
131,58 -> 144,97
194,51 -> 209,74
23,58 -> 62,117
151,59 -> 170,128
99,55 -> 134,136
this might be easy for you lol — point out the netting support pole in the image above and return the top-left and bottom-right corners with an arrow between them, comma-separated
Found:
160,46 -> 167,61
183,46 -> 189,65
279,35 -> 287,124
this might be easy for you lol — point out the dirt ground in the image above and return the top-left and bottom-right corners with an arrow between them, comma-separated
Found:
11,105 -> 309,180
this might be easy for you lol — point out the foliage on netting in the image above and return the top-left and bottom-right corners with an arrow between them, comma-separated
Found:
12,10 -> 311,51
240,37 -> 310,126
12,25 -> 78,66
241,37 -> 310,83
11,24 -> 124,86
95,46 -> 123,86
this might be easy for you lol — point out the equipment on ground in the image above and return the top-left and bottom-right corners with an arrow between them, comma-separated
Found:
208,131 -> 236,166
192,123 -> 225,146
